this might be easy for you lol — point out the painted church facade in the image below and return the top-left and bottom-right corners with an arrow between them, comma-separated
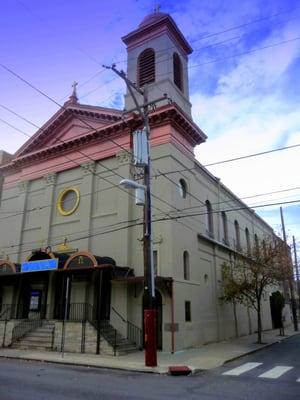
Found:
0,12 -> 279,354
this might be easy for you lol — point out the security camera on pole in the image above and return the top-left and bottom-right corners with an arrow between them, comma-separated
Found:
104,64 -> 170,367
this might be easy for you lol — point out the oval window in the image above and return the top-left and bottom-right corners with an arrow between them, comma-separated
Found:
57,188 -> 80,216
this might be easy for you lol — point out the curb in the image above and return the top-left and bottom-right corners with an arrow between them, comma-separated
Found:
1,332 -> 298,375
0,352 -> 168,375
223,332 -> 300,365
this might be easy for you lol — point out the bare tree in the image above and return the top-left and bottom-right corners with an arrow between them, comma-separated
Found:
220,237 -> 290,344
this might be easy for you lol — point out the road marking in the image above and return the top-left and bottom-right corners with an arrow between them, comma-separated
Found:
223,362 -> 262,376
259,366 -> 293,379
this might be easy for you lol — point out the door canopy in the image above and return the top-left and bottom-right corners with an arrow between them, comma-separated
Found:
0,260 -> 17,275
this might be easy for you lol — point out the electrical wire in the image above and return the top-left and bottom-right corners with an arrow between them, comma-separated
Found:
3,196 -> 299,258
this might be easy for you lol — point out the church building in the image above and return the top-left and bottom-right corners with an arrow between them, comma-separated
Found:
0,11 -> 278,354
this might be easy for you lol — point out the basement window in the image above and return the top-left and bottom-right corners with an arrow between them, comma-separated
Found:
138,48 -> 155,87
185,301 -> 191,322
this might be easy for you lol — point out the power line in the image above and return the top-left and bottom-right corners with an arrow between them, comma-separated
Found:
4,196 -> 300,258
111,6 -> 300,67
0,116 -> 31,137
2,26 -> 300,243
57,10 -> 300,106
0,81 -> 201,237
1,100 -> 300,224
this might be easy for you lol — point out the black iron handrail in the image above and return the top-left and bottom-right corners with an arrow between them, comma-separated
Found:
11,318 -> 43,343
111,306 -> 142,349
0,304 -> 17,320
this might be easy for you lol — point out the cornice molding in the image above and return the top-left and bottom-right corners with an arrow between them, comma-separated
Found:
1,105 -> 205,175
116,150 -> 133,165
45,173 -> 57,186
18,180 -> 29,193
81,161 -> 96,175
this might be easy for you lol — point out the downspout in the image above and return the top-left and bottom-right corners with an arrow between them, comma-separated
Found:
171,279 -> 175,354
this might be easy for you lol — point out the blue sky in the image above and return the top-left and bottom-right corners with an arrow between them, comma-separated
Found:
0,0 -> 300,252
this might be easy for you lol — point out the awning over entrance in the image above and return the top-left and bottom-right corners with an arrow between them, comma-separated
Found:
112,275 -> 173,296
0,260 -> 19,275
64,251 -> 116,270
17,249 -> 133,278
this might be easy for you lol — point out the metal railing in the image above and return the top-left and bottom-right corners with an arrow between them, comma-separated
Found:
11,318 -> 43,343
111,306 -> 142,349
2,302 -> 142,354
54,303 -> 92,322
0,304 -> 17,320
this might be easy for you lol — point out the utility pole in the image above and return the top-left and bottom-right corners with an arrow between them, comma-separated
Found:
104,64 -> 169,367
280,207 -> 298,331
292,236 -> 300,314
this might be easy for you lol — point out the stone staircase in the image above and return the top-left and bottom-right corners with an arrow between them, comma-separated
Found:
99,321 -> 141,355
12,321 -> 55,351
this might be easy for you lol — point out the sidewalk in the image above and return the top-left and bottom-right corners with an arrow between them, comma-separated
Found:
0,327 -> 298,374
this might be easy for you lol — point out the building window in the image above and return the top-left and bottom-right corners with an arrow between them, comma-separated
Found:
138,48 -> 155,87
0,175 -> 3,206
254,234 -> 259,255
245,228 -> 251,254
262,239 -> 267,257
153,249 -> 158,276
221,211 -> 228,244
234,220 -> 241,251
178,179 -> 187,198
185,301 -> 191,322
205,200 -> 214,237
173,53 -> 183,91
57,188 -> 80,216
183,251 -> 190,280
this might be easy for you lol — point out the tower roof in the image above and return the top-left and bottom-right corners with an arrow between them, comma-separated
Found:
139,11 -> 169,28
122,12 -> 192,55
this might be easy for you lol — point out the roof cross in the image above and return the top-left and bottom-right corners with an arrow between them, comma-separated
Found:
68,81 -> 78,104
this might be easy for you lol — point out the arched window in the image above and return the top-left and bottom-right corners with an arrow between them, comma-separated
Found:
178,179 -> 187,198
262,239 -> 267,257
245,227 -> 251,254
254,234 -> 259,255
173,53 -> 183,91
138,48 -> 155,87
183,251 -> 190,280
221,211 -> 228,244
205,200 -> 214,237
234,220 -> 241,250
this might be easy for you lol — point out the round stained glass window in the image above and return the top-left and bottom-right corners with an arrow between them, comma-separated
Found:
57,188 -> 80,216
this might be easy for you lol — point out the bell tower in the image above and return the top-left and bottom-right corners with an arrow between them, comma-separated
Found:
122,11 -> 193,117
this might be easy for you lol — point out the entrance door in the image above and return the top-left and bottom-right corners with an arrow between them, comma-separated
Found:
28,290 -> 42,319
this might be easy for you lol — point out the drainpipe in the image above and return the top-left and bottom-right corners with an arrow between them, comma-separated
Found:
171,279 -> 175,354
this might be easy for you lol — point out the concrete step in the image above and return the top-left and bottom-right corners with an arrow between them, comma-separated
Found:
19,337 -> 52,344
27,331 -> 53,338
13,344 -> 53,351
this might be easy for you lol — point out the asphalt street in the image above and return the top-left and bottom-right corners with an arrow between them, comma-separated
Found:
0,334 -> 299,400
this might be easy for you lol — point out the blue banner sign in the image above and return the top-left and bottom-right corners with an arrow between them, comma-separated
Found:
21,258 -> 58,273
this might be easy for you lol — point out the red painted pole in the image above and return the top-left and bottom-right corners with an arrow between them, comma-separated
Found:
144,309 -> 157,367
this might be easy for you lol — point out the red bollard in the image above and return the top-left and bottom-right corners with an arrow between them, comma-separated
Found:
144,309 -> 157,367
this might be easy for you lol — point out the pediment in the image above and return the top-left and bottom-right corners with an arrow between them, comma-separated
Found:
14,104 -> 122,159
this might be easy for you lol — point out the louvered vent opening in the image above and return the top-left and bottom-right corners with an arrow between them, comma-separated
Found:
173,53 -> 183,91
138,48 -> 155,87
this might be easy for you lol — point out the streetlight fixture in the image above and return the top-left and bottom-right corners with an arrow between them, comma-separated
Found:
119,155 -> 157,367
107,63 -> 158,367
119,179 -> 145,190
